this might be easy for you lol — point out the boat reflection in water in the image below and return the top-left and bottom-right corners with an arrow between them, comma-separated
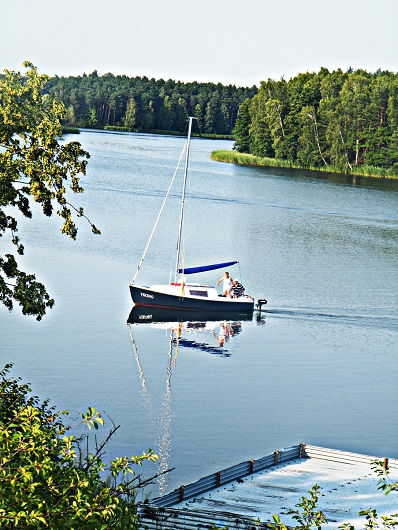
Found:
127,306 -> 254,325
126,306 -> 254,494
127,306 -> 254,355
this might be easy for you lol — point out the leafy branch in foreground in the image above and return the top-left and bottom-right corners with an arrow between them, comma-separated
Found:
268,484 -> 327,530
0,364 -> 158,529
268,464 -> 398,530
0,62 -> 100,320
339,460 -> 398,530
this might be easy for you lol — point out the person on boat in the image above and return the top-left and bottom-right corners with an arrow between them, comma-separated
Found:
217,271 -> 233,297
231,279 -> 254,300
230,279 -> 244,298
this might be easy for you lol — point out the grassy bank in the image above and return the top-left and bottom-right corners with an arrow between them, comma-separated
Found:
211,150 -> 398,179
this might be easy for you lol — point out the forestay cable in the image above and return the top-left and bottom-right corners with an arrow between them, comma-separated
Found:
131,142 -> 187,285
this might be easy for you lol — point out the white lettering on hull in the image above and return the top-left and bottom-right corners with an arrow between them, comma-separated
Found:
140,292 -> 154,299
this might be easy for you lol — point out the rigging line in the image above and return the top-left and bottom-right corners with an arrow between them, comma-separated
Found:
238,261 -> 243,281
131,142 -> 187,285
237,261 -> 248,290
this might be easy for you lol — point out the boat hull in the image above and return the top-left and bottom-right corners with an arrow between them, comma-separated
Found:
129,284 -> 254,315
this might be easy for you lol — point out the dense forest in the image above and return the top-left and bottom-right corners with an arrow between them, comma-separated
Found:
43,67 -> 398,173
233,68 -> 398,173
45,72 -> 257,135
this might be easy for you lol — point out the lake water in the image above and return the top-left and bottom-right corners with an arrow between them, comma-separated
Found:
1,130 -> 398,498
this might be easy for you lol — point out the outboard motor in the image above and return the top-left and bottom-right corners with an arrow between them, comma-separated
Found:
256,298 -> 267,311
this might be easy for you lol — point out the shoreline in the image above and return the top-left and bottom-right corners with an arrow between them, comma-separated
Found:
211,149 -> 398,180
62,125 -> 233,141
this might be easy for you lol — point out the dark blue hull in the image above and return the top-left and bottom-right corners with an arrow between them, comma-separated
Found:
129,285 -> 254,315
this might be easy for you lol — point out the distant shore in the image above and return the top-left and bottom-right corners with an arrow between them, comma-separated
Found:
211,150 -> 398,180
104,125 -> 233,140
62,125 -> 233,141
61,128 -> 398,179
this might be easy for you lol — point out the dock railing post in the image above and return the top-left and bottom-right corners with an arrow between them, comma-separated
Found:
179,485 -> 185,502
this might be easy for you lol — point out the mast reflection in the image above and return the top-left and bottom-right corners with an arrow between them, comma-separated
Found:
127,307 -> 253,494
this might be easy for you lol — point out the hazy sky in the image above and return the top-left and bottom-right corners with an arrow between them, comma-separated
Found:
1,0 -> 397,87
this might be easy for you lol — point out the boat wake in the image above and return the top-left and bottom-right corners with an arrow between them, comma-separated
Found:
261,306 -> 398,332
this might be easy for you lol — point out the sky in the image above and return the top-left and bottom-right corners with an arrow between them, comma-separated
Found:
1,0 -> 397,87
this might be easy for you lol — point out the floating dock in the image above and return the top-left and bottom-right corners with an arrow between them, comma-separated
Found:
139,444 -> 398,529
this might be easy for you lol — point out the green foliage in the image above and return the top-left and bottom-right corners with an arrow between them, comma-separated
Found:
269,484 -> 327,530
122,97 -> 137,129
341,459 -> 398,529
372,460 -> 398,497
211,150 -> 398,179
212,149 -> 298,168
0,62 -> 100,320
233,98 -> 252,153
234,68 -> 398,175
0,364 -> 158,529
268,466 -> 398,530
46,72 -> 257,135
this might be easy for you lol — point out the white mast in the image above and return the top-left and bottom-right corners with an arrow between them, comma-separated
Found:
174,117 -> 195,282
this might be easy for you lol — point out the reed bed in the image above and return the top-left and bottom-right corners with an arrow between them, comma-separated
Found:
211,150 -> 398,179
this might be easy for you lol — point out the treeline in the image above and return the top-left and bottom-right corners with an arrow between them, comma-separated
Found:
45,71 -> 257,135
234,68 -> 398,172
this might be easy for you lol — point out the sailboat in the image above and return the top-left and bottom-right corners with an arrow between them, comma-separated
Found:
129,117 -> 255,315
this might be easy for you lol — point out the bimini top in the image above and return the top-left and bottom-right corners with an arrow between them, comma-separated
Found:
178,260 -> 238,275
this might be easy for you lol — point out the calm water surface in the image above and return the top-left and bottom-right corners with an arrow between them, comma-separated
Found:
1,130 -> 398,497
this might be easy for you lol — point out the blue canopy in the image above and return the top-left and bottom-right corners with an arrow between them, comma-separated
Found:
178,260 -> 238,275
